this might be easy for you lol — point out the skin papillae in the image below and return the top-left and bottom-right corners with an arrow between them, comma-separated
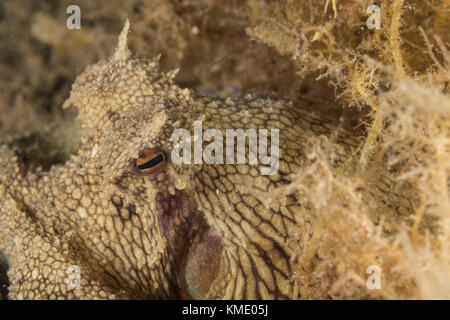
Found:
0,22 -> 364,300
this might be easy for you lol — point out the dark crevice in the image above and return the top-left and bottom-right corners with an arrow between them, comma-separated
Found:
0,252 -> 9,300
5,119 -> 85,173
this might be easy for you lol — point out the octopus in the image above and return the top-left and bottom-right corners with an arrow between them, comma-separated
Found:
0,21 -> 363,299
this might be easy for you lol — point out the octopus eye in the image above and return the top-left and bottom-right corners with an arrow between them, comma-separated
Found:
135,148 -> 166,175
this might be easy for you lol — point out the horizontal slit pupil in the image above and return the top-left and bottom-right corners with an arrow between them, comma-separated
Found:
138,153 -> 164,170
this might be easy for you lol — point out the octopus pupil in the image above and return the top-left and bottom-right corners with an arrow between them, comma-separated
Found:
138,153 -> 164,170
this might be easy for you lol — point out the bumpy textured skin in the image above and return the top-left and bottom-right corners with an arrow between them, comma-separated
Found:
0,22 -> 361,299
